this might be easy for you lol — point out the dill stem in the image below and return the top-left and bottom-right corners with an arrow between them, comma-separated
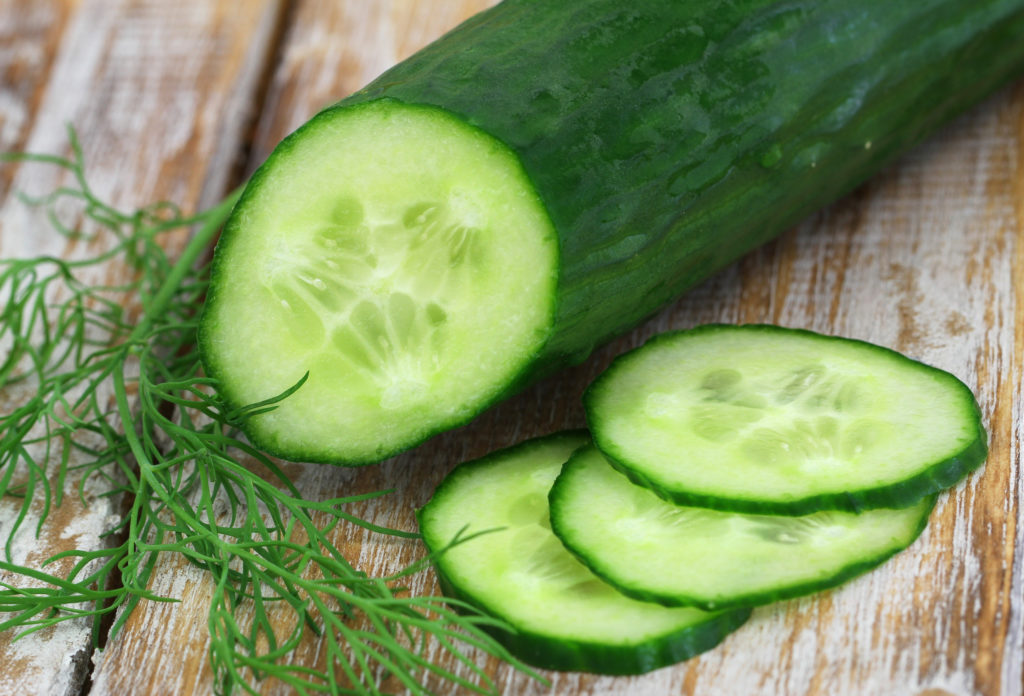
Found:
108,188 -> 242,590
126,188 -> 241,346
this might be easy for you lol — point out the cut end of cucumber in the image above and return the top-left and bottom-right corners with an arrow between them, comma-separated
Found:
201,100 -> 558,463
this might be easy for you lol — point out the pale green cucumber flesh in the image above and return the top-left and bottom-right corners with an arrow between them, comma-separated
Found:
200,101 -> 558,463
417,431 -> 750,675
550,444 -> 935,610
585,324 -> 987,513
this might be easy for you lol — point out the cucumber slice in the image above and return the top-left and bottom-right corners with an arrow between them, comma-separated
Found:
417,431 -> 751,675
585,324 -> 987,513
200,101 -> 558,464
550,444 -> 936,610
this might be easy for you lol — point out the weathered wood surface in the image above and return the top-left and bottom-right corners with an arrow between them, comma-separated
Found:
2,1 -> 1023,695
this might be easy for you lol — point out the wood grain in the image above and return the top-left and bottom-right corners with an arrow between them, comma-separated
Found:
2,1 -> 1023,694
0,1 -> 284,694
0,0 -> 74,200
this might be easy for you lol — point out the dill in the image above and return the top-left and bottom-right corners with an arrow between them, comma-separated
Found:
0,129 -> 537,695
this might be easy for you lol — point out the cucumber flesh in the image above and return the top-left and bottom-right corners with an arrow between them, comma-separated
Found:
417,431 -> 751,675
550,444 -> 936,610
585,324 -> 987,513
200,101 -> 558,463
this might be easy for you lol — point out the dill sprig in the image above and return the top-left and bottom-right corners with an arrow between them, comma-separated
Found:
0,129 -> 538,694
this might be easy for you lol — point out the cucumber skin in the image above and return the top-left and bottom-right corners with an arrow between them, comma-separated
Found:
339,0 -> 1024,378
548,447 -> 939,611
417,431 -> 752,675
585,324 -> 989,515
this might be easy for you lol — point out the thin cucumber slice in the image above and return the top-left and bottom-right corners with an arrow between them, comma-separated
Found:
417,431 -> 751,675
200,100 -> 558,464
550,444 -> 936,610
585,324 -> 987,513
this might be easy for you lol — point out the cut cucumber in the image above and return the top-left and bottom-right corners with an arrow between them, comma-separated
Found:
200,102 -> 558,463
417,431 -> 751,675
549,444 -> 936,610
585,325 -> 987,513
200,0 -> 1024,465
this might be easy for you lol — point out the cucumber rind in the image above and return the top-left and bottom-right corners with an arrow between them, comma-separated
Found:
584,324 -> 988,514
417,431 -> 751,675
548,445 -> 938,611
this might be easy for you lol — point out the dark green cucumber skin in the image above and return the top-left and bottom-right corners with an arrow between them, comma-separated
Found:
339,0 -> 1024,378
417,430 -> 752,675
548,446 -> 939,611
584,324 -> 989,515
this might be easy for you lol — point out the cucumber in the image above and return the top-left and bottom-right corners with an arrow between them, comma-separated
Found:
585,325 -> 987,514
549,444 -> 936,610
199,0 -> 1024,464
417,431 -> 751,674
201,103 -> 557,463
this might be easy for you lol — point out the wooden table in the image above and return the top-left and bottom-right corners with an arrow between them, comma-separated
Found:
1,2 -> 1022,694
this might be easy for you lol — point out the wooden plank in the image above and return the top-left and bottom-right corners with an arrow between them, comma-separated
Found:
83,0 -> 1024,694
0,1 -> 285,694
0,10 -> 87,696
0,0 -> 75,200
